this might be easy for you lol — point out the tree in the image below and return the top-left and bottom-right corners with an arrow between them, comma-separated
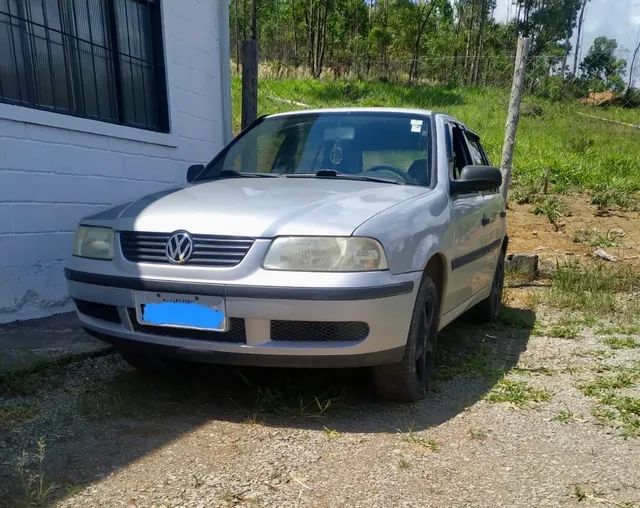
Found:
513,0 -> 582,59
580,37 -> 627,93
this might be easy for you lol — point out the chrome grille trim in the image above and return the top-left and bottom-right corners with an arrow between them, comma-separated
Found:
120,231 -> 255,266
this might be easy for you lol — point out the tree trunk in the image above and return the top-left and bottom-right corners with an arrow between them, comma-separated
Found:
561,36 -> 570,78
627,37 -> 640,92
572,0 -> 587,76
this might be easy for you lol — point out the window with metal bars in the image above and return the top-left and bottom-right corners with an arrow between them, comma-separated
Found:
0,0 -> 168,132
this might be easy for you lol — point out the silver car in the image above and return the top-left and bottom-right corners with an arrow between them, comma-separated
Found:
66,108 -> 507,401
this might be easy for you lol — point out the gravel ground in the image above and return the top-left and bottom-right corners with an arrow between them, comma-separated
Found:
1,287 -> 639,507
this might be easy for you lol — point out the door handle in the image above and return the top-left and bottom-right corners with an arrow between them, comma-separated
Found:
481,215 -> 490,226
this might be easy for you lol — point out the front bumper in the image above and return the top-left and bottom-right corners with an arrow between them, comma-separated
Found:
65,267 -> 421,368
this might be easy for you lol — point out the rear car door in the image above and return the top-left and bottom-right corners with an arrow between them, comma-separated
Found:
445,123 -> 498,312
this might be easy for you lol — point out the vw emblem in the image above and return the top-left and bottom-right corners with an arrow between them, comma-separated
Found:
165,231 -> 193,264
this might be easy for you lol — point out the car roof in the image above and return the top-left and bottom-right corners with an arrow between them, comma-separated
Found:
266,107 -> 435,118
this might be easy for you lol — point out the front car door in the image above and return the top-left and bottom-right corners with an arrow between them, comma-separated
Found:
445,122 -> 500,312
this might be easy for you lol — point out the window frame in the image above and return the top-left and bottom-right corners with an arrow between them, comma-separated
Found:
463,130 -> 490,166
0,0 -> 169,133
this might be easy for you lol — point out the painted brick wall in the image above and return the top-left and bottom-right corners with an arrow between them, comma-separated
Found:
0,1 -> 231,323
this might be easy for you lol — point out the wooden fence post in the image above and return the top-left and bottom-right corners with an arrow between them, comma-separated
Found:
241,39 -> 258,131
500,37 -> 530,203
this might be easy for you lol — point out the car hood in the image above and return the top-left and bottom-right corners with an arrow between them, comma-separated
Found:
84,178 -> 429,237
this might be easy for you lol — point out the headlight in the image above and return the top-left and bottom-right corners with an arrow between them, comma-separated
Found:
73,226 -> 114,260
263,237 -> 388,272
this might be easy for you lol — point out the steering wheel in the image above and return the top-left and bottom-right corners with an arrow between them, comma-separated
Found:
361,165 -> 408,182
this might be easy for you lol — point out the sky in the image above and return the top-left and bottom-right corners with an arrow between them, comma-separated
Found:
493,0 -> 640,65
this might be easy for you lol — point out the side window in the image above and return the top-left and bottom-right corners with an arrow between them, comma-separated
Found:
222,130 -> 287,173
448,124 -> 471,180
464,132 -> 489,166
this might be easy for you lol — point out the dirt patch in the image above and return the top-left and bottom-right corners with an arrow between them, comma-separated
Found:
508,195 -> 640,267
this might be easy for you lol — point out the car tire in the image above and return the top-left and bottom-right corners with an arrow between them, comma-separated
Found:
372,275 -> 439,402
468,248 -> 506,323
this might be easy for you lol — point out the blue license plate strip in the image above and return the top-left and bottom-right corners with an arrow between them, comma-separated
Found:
134,292 -> 227,331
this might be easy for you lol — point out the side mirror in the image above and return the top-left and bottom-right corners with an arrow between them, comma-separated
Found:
450,165 -> 502,194
186,164 -> 204,183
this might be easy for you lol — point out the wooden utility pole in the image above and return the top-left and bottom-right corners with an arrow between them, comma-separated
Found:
500,37 -> 530,203
241,0 -> 258,130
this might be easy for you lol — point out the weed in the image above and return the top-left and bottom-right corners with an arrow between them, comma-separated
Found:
542,262 -> 640,316
580,368 -> 640,437
485,378 -> 551,407
235,371 -> 348,419
591,405 -> 617,424
469,428 -> 489,440
0,402 -> 38,426
323,427 -> 341,440
553,409 -> 580,423
532,195 -> 569,229
546,324 -> 580,339
572,228 -> 620,249
398,457 -> 412,470
436,344 -> 503,382
573,484 -> 587,502
597,323 -> 640,336
16,437 -> 56,507
604,337 -> 639,350
579,369 -> 640,397
573,349 -> 614,360
401,431 -> 439,451
591,186 -> 640,211
497,307 -> 536,329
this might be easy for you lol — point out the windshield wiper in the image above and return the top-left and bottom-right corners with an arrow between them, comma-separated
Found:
285,169 -> 402,185
201,169 -> 280,181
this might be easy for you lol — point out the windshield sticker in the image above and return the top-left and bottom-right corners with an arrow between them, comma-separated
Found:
410,119 -> 423,133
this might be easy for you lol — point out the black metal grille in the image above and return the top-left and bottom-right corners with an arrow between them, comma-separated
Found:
74,298 -> 121,324
270,321 -> 369,342
120,231 -> 255,267
0,0 -> 167,131
128,310 -> 247,343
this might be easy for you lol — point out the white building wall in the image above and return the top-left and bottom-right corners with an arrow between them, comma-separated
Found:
0,1 -> 232,323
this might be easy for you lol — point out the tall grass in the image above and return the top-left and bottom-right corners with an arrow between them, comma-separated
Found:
231,76 -> 640,198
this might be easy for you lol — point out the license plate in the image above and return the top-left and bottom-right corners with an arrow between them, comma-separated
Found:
134,292 -> 227,331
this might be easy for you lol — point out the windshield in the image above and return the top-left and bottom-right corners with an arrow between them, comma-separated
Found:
197,112 -> 432,186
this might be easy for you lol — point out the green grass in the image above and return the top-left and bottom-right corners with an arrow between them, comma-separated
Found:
485,378 -> 551,407
542,262 -> 640,316
579,367 -> 640,437
232,75 -> 640,199
572,228 -> 621,249
400,430 -> 439,451
0,402 -> 38,426
604,337 -> 639,350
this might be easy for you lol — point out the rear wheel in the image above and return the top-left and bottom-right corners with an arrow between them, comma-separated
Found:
372,276 -> 439,402
468,248 -> 506,323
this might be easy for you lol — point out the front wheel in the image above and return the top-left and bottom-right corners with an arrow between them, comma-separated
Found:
372,276 -> 439,402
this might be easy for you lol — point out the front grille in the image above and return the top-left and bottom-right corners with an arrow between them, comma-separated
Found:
74,299 -> 121,324
120,231 -> 254,266
270,320 -> 369,342
128,310 -> 246,343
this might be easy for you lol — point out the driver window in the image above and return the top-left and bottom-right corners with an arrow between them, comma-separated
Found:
449,125 -> 471,180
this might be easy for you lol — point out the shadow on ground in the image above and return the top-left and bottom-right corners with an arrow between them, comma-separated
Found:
0,306 -> 534,506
